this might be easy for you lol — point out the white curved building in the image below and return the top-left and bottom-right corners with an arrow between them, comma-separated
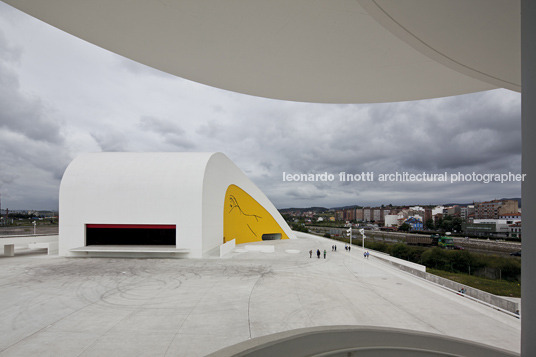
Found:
59,152 -> 295,258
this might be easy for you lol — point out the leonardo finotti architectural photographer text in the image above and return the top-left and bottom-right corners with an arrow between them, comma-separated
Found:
282,171 -> 526,184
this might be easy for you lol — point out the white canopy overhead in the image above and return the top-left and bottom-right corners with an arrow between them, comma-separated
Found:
2,0 -> 520,103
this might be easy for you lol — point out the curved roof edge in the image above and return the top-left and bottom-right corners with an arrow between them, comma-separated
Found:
2,1 -> 517,103
358,0 -> 520,92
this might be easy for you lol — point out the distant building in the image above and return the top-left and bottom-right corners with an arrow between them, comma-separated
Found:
356,208 -> 364,221
424,208 -> 432,223
363,208 -> 372,222
373,208 -> 382,222
432,206 -> 445,216
344,208 -> 356,221
460,205 -> 475,221
404,217 -> 423,231
445,205 -> 461,216
475,200 -> 519,219
384,215 -> 399,227
463,219 -> 511,238
509,222 -> 522,239
500,212 -> 522,220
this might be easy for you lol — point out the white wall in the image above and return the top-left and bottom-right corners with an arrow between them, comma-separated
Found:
59,152 -> 211,257
201,153 -> 295,255
384,215 -> 399,227
59,152 -> 295,258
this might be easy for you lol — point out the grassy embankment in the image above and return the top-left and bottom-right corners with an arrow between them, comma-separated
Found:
428,268 -> 520,297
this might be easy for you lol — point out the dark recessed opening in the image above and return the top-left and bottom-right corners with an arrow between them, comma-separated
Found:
86,224 -> 176,245
262,233 -> 282,240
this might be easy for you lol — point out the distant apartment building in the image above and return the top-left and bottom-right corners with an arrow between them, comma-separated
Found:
424,208 -> 432,223
363,207 -> 372,222
445,205 -> 461,216
475,199 -> 519,219
509,222 -> 521,239
356,208 -> 364,221
358,207 -> 387,224
344,208 -> 356,221
460,205 -> 475,221
500,212 -> 522,221
373,208 -> 382,222
432,206 -> 445,216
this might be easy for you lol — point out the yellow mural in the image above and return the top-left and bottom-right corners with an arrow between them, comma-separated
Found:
223,184 -> 289,244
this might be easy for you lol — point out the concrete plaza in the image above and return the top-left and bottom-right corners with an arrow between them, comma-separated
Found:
0,233 -> 520,356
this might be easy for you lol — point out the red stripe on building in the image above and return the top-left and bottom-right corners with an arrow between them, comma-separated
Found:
86,224 -> 176,229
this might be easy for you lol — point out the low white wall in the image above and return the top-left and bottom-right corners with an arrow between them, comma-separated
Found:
245,245 -> 275,253
368,249 -> 426,272
219,239 -> 236,257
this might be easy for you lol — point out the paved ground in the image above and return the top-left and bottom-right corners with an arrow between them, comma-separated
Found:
0,233 -> 520,356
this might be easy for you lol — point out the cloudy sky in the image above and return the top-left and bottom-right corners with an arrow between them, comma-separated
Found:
0,3 -> 522,210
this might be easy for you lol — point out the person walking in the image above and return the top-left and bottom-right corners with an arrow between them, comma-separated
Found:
323,249 -> 327,259
334,245 -> 337,252
348,245 -> 351,252
317,249 -> 321,259
309,249 -> 312,258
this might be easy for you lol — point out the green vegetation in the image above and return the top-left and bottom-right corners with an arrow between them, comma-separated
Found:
428,269 -> 521,297
291,223 -> 309,233
398,223 -> 410,232
324,235 -> 520,283
433,214 -> 462,233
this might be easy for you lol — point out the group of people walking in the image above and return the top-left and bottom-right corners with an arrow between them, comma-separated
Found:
309,249 -> 327,259
309,244 -> 368,259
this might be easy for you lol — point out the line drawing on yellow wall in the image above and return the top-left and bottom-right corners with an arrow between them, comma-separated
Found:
228,195 -> 262,237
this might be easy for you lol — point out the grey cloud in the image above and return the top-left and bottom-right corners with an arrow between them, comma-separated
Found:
233,91 -> 520,207
0,61 -> 64,144
0,27 -> 65,145
0,165 -> 17,187
285,185 -> 328,200
140,115 -> 185,135
0,128 -> 72,210
0,28 -> 72,209
90,131 -> 127,152
140,115 -> 195,149
0,29 -> 21,63
196,120 -> 224,139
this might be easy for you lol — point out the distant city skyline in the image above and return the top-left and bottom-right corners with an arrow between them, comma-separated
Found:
0,3 -> 522,210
